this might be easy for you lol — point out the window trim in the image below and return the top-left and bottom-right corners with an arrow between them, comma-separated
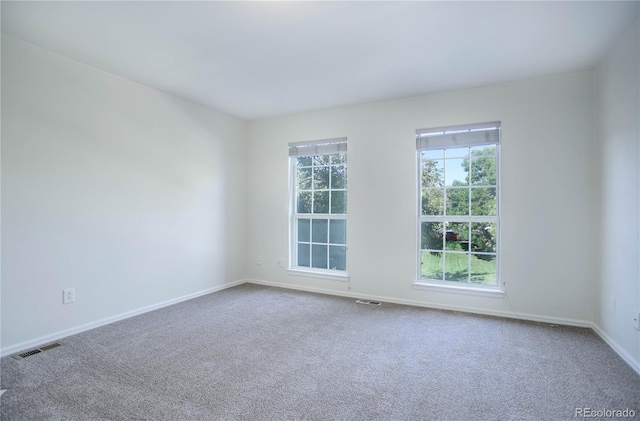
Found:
286,268 -> 350,282
415,123 -> 502,292
412,281 -> 505,298
288,139 -> 348,276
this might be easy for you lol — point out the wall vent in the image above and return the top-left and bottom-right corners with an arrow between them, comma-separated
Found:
356,299 -> 381,306
12,342 -> 63,360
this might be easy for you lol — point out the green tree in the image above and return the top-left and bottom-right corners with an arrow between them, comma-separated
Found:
443,147 -> 497,217
421,222 -> 443,253
470,223 -> 496,260
465,147 -> 497,217
421,159 -> 444,216
421,159 -> 444,189
466,147 -> 496,186
463,147 -> 497,258
421,158 -> 444,254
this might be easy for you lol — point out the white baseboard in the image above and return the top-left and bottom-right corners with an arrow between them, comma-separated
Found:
591,323 -> 640,376
1,279 -> 245,357
244,278 -> 592,328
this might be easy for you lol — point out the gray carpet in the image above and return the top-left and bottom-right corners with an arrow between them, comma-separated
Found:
1,283 -> 639,420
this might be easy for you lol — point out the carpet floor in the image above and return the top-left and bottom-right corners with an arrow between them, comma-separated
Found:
1,283 -> 639,420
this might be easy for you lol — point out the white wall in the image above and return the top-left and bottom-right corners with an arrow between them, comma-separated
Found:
593,18 -> 640,372
1,36 -> 246,352
246,72 -> 594,325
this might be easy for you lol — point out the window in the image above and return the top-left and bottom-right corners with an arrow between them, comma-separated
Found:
289,138 -> 347,274
416,122 -> 500,288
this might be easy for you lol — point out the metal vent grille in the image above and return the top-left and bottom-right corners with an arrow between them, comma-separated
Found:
39,343 -> 62,352
356,299 -> 381,306
14,349 -> 41,359
12,342 -> 63,360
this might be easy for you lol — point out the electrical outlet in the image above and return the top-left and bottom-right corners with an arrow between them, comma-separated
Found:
634,311 -> 640,331
278,259 -> 284,268
256,256 -> 262,265
63,288 -> 75,305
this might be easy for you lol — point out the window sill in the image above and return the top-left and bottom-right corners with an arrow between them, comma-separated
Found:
287,269 -> 350,282
412,281 -> 504,298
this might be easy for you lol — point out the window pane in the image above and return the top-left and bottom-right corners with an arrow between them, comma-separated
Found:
445,158 -> 468,186
471,187 -> 497,216
312,245 -> 328,269
471,223 -> 497,253
313,166 -> 330,190
297,219 -> 310,242
330,191 -> 346,214
445,147 -> 469,159
422,189 -> 444,215
421,222 -> 443,251
470,154 -> 496,186
313,155 -> 330,166
471,144 -> 496,155
329,219 -> 346,245
297,191 -> 312,213
297,167 -> 312,190
421,160 -> 444,188
421,150 -> 443,160
444,252 -> 469,282
297,156 -> 312,167
329,246 -> 347,271
297,243 -> 310,267
470,254 -> 497,285
313,191 -> 329,213
312,219 -> 328,243
331,165 -> 347,189
446,188 -> 469,215
470,145 -> 496,157
444,222 -> 469,251
421,251 -> 443,280
331,153 -> 347,165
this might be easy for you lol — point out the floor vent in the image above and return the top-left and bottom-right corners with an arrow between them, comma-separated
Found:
39,343 -> 62,352
12,342 -> 63,360
356,299 -> 381,306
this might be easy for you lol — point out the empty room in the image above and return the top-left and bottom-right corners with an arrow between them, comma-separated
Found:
2,1 -> 640,420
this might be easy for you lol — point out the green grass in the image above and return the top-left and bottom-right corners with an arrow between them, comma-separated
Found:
421,250 -> 496,285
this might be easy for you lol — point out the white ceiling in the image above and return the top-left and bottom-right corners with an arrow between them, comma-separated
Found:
2,1 -> 638,120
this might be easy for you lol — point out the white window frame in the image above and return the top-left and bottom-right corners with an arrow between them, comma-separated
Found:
414,122 -> 503,296
288,138 -> 348,281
